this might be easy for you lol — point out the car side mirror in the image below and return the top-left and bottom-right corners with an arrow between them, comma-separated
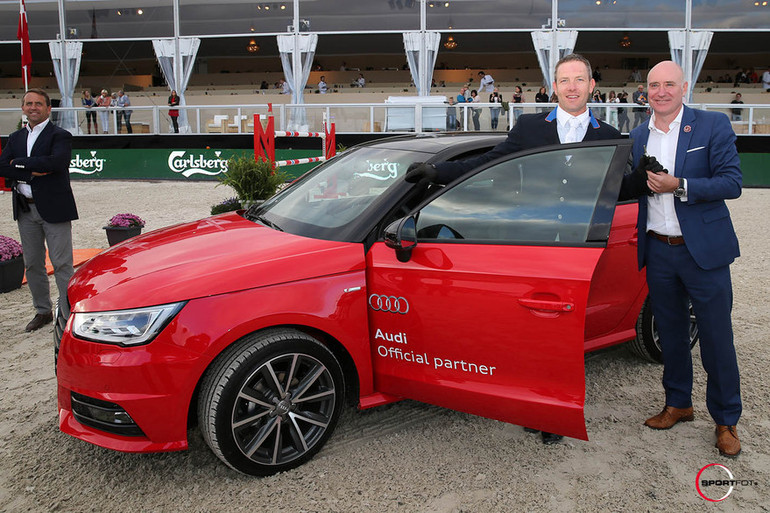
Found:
384,216 -> 417,263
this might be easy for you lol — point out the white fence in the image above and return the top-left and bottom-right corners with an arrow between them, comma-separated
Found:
1,102 -> 769,136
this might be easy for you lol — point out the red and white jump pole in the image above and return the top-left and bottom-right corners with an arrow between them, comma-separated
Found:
254,104 -> 336,168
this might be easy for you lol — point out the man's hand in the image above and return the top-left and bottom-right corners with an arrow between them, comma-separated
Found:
404,162 -> 438,184
636,154 -> 667,175
647,170 -> 680,194
635,155 -> 667,195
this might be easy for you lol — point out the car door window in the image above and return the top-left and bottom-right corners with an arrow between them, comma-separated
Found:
416,146 -> 618,245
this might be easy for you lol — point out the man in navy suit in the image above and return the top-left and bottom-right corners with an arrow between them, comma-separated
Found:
0,89 -> 78,332
406,53 -> 621,186
406,54 -> 621,445
625,61 -> 743,457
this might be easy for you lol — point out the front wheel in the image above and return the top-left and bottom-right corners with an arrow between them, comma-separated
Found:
628,297 -> 699,363
198,329 -> 344,476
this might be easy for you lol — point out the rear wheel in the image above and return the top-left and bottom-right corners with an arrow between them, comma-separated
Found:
198,329 -> 344,476
628,297 -> 699,363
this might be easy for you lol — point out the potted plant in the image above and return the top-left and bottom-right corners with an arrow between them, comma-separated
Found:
104,213 -> 145,246
217,155 -> 287,209
0,235 -> 24,293
210,197 -> 242,215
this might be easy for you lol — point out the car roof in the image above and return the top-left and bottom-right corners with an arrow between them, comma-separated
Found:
355,132 -> 508,156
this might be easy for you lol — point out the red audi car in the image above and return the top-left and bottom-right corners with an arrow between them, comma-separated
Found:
55,134 -> 696,476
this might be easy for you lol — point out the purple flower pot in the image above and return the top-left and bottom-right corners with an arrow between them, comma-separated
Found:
0,256 -> 24,293
104,226 -> 142,246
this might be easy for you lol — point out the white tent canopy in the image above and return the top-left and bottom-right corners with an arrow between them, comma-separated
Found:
49,41 -> 82,133
669,30 -> 713,102
278,33 -> 318,131
403,31 -> 441,97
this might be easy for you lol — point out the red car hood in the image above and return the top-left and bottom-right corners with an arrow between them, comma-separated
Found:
69,212 -> 365,312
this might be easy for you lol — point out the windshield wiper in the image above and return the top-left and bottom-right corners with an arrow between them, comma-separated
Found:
253,215 -> 283,232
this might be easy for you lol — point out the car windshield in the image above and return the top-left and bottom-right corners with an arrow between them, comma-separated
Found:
246,146 -> 427,241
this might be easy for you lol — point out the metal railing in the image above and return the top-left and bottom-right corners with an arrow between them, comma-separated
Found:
1,102 -> 769,136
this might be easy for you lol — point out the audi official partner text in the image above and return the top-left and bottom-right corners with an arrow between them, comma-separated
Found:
55,134 -> 698,475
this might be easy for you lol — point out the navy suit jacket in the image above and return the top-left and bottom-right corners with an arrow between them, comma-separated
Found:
0,121 -> 78,223
629,105 -> 741,271
435,108 -> 622,184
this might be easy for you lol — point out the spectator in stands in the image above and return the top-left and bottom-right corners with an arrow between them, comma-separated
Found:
733,69 -> 747,87
731,93 -> 744,121
592,68 -> 602,82
457,85 -> 469,103
278,79 -> 290,94
535,86 -> 549,113
592,88 -> 606,120
81,90 -> 97,134
95,89 -> 111,134
355,73 -> 366,88
116,90 -> 132,134
511,85 -> 524,125
747,68 -> 758,84
478,71 -> 495,93
607,90 -> 619,128
168,90 -> 180,133
617,91 -> 630,132
763,66 -> 770,92
318,76 -> 328,94
632,84 -> 648,128
630,68 -> 642,83
445,96 -> 457,131
489,87 -> 503,130
469,89 -> 481,131
260,81 -> 269,90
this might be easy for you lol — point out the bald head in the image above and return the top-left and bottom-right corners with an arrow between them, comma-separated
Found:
647,60 -> 688,126
648,60 -> 685,86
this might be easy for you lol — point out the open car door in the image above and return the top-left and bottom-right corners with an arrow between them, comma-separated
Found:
366,140 -> 633,440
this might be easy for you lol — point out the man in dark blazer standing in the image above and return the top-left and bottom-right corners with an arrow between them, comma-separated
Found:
406,54 -> 621,445
0,89 -> 78,332
406,53 -> 621,186
626,61 -> 743,457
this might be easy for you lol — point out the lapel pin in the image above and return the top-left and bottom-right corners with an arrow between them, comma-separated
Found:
684,125 -> 692,133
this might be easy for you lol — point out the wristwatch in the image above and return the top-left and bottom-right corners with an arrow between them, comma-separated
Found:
673,178 -> 686,198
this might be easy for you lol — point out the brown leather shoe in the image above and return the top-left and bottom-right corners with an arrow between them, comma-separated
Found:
715,425 -> 741,457
644,405 -> 694,430
25,312 -> 53,332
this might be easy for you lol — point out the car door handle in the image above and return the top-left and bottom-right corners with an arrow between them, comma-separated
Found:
518,298 -> 575,312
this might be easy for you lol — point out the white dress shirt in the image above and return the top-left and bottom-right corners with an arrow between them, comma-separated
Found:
645,106 -> 688,236
556,108 -> 590,144
17,118 -> 51,198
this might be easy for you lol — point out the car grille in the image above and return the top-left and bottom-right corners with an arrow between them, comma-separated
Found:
70,392 -> 146,437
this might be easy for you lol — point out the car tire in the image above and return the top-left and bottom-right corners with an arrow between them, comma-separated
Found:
628,297 -> 699,363
198,328 -> 344,476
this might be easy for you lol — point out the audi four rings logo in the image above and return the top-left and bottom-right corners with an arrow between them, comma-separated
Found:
368,294 -> 409,314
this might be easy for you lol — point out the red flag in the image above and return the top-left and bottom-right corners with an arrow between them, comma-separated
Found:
18,0 -> 32,89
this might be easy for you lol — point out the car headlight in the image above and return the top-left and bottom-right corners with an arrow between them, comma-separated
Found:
71,302 -> 186,346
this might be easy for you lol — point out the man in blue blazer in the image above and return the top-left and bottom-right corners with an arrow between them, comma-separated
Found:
626,61 -> 743,457
407,53 -> 621,186
0,89 -> 78,332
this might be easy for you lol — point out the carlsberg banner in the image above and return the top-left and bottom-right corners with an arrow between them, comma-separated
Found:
68,148 -> 318,180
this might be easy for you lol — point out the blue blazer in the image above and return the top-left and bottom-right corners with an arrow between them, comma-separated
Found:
0,122 -> 78,224
435,108 -> 621,184
629,105 -> 741,270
